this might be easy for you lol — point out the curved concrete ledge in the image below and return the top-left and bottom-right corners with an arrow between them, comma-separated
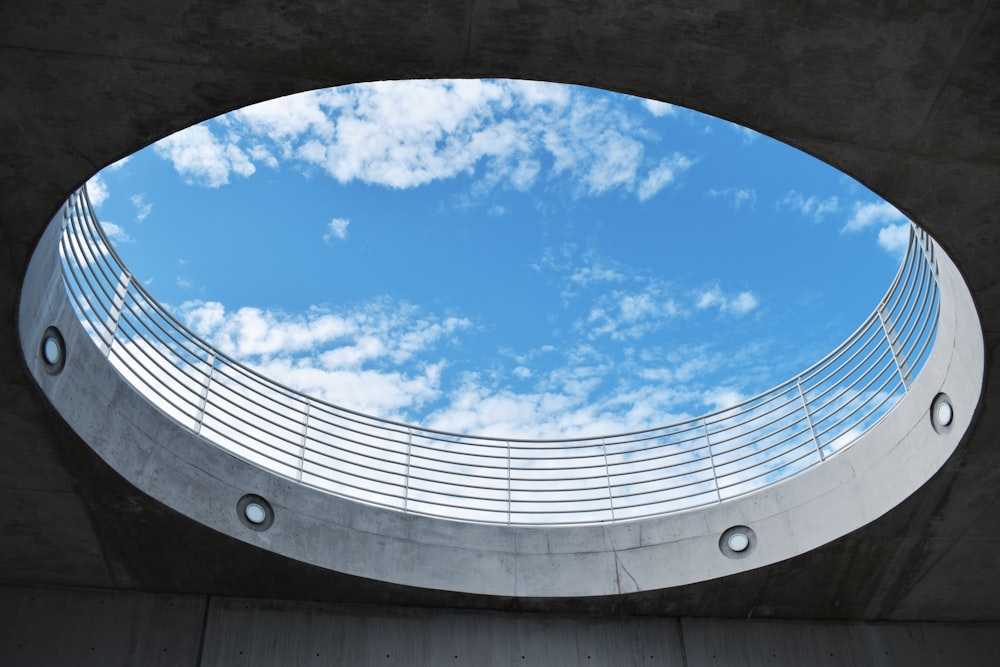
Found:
19,193 -> 984,597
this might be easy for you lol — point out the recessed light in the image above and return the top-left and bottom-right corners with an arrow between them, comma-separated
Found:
244,502 -> 267,524
727,532 -> 750,552
931,394 -> 954,433
720,525 -> 756,558
237,494 -> 273,531
40,327 -> 66,374
935,402 -> 953,427
43,336 -> 61,365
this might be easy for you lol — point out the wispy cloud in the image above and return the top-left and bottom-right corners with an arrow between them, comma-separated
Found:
131,194 -> 153,222
86,174 -> 110,207
323,217 -> 350,243
640,98 -> 677,117
100,221 -> 131,243
842,200 -> 905,232
638,153 -> 695,201
153,80 -> 696,202
585,286 -> 681,341
707,187 -> 757,210
177,298 -> 471,419
841,200 -> 910,256
877,223 -> 910,257
781,190 -> 839,222
154,124 -> 256,187
694,286 -> 759,315
731,124 -> 760,146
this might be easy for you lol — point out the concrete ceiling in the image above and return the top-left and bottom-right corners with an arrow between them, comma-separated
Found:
1,1 -> 998,620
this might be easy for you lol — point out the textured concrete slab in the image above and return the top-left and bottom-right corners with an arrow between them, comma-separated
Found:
1,0 -> 999,621
0,587 -> 205,667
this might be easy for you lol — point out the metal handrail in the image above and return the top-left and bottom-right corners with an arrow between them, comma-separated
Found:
58,186 -> 940,525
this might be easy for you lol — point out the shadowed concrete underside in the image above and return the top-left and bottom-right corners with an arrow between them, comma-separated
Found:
2,0 -> 1000,622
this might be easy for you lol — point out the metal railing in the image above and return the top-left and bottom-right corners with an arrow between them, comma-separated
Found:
58,186 -> 940,525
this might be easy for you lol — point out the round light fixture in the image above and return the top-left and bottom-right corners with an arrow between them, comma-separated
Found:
244,502 -> 267,524
727,532 -> 750,553
720,525 -> 756,558
39,327 -> 66,374
931,393 -> 954,434
237,494 -> 274,531
43,336 -> 62,365
936,401 -> 953,427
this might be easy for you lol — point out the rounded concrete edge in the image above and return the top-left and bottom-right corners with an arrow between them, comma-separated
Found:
19,204 -> 984,598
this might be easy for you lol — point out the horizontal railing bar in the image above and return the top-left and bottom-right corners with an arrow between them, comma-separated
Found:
58,185 -> 940,526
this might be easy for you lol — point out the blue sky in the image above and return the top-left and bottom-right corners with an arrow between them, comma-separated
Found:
87,79 -> 910,439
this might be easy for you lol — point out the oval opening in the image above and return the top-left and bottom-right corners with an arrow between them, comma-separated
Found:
59,79 -> 941,524
87,79 -> 911,441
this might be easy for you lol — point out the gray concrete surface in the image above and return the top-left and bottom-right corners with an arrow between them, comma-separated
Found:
3,586 -> 998,666
1,0 -> 1000,625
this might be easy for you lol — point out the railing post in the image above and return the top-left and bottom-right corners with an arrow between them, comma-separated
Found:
403,428 -> 412,512
601,438 -> 616,522
297,400 -> 311,482
506,440 -> 512,525
912,223 -> 937,276
877,302 -> 911,390
703,419 -> 722,502
100,269 -> 131,356
797,377 -> 824,461
194,352 -> 215,434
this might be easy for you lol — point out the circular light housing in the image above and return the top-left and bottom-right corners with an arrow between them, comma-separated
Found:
931,393 -> 954,434
720,525 -> 756,559
936,402 -> 953,427
43,336 -> 62,365
237,494 -> 274,531
39,327 -> 66,374
727,532 -> 750,552
244,502 -> 267,524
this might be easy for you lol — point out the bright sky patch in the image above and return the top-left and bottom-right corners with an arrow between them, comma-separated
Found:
88,79 -> 908,439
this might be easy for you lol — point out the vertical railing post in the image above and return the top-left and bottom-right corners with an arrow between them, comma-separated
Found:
100,269 -> 131,356
194,352 -> 215,435
601,438 -> 616,522
403,428 -> 413,512
506,440 -> 512,525
703,419 -> 722,502
877,302 -> 911,390
797,377 -> 824,461
297,400 -> 311,482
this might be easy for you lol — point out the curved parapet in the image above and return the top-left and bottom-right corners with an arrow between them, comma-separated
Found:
19,185 -> 983,597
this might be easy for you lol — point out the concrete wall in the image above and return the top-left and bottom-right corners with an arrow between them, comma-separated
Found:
2,586 -> 997,666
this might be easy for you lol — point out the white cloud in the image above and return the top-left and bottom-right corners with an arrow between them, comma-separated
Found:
175,298 -> 471,420
131,193 -> 152,222
877,223 -> 910,256
782,191 -> 839,222
153,124 -> 256,187
100,221 -> 131,244
323,217 -> 350,243
585,285 -> 681,341
703,387 -> 746,411
107,155 -> 131,170
638,153 -> 695,201
707,187 -> 756,210
695,286 -> 759,315
728,291 -> 759,315
732,124 -> 760,145
153,80 -> 696,202
842,200 -> 906,232
641,99 -> 677,117
86,174 -> 110,207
